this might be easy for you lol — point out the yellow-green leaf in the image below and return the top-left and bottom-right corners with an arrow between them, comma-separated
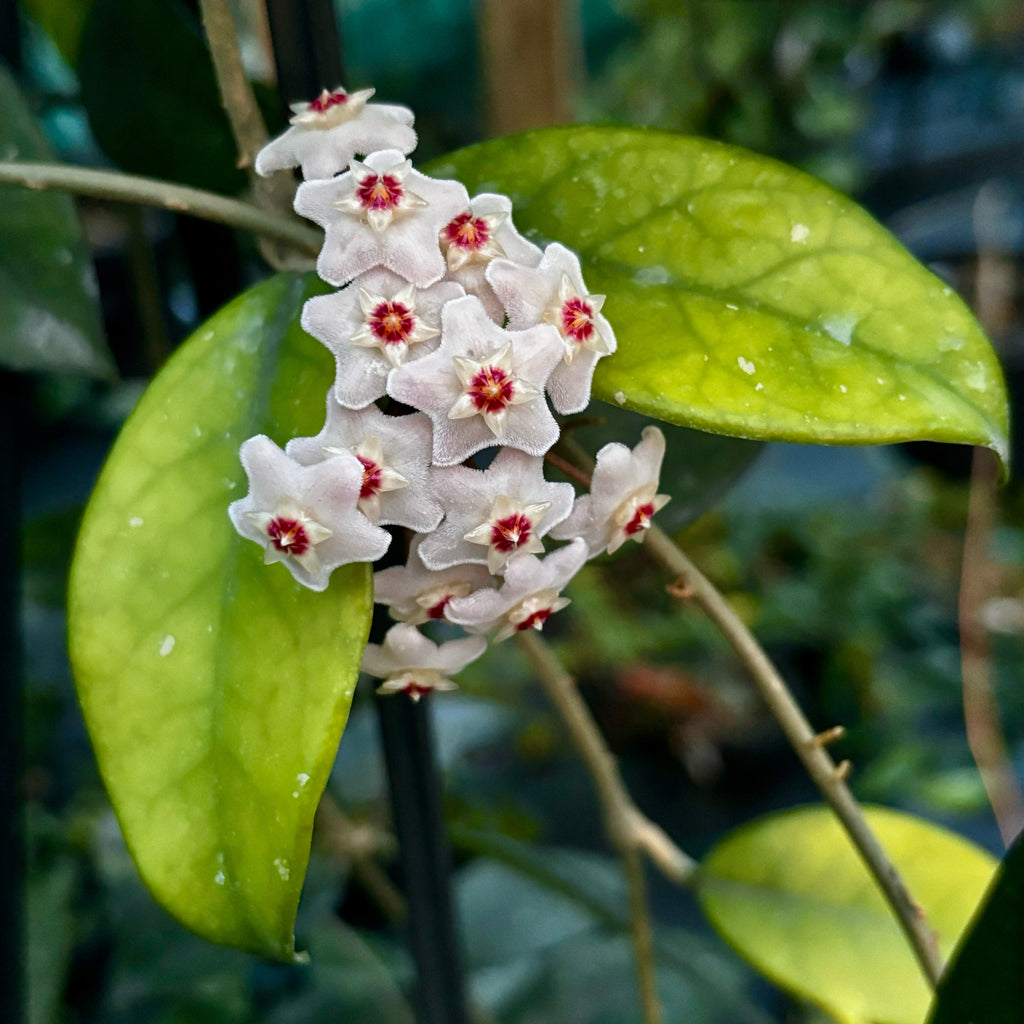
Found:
431,127 -> 1009,471
696,805 -> 997,1024
68,273 -> 371,960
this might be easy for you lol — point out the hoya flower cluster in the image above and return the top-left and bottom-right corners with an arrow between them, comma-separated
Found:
230,86 -> 671,700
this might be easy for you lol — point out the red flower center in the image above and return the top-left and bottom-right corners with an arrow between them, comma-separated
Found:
561,296 -> 595,344
403,681 -> 433,699
309,90 -> 348,114
467,365 -> 515,414
490,512 -> 532,553
357,455 -> 383,498
516,608 -> 552,632
444,212 -> 490,251
368,300 -> 414,344
623,502 -> 655,536
426,595 -> 453,620
267,516 -> 310,555
357,173 -> 404,211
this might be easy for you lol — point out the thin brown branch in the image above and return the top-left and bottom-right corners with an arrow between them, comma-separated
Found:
315,795 -> 408,924
517,631 -> 702,1024
198,0 -> 302,250
959,446 -> 1024,846
515,630 -> 698,887
643,524 -> 945,988
544,448 -> 594,489
198,0 -> 270,170
0,162 -> 321,257
622,845 -> 662,1024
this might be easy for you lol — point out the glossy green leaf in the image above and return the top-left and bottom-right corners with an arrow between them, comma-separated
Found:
929,829 -> 1024,1024
78,0 -> 243,194
0,66 -> 113,378
696,805 -> 998,1024
431,127 -> 1009,470
68,273 -> 372,960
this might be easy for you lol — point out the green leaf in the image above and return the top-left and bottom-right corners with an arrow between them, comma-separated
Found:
68,273 -> 372,960
78,0 -> 244,194
430,127 -> 1009,471
20,0 -> 94,65
928,829 -> 1024,1024
696,805 -> 998,1024
0,66 -> 113,378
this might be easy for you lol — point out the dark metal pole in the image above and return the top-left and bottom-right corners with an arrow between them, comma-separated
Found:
1,373 -> 25,1024
264,0 -> 345,105
261,5 -> 470,1017
377,689 -> 470,1024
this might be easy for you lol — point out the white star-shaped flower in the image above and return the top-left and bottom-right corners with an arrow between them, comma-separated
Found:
445,539 -> 588,642
295,149 -> 468,286
254,86 -> 417,181
439,194 -> 542,320
373,536 -> 495,625
486,242 -> 616,414
228,434 -> 390,591
361,623 -> 488,700
419,448 -> 574,574
301,270 -> 463,409
387,295 -> 564,466
286,395 -> 442,532
550,426 -> 671,556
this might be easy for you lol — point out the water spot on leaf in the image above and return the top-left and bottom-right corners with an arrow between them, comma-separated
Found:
963,362 -> 987,390
633,266 -> 673,287
820,314 -> 858,346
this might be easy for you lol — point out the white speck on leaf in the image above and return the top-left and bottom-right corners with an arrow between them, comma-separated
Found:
274,858 -> 291,881
725,303 -> 739,311
876,378 -> 885,385
790,223 -> 810,243
738,357 -> 756,375
159,635 -> 175,657
939,334 -> 965,352
614,391 -> 626,405
296,773 -> 310,787
755,382 -> 764,391
965,362 -> 987,390
129,516 -> 144,528
898,394 -> 906,401
839,385 -> 848,393
214,870 -> 226,885
820,314 -> 857,346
